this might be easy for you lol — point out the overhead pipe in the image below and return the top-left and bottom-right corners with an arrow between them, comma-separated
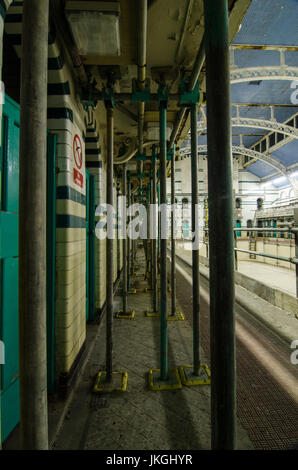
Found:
204,0 -> 236,450
19,0 -> 49,450
114,140 -> 158,165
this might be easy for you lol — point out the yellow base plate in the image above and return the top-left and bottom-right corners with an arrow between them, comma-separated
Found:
179,364 -> 211,386
93,371 -> 128,393
145,310 -> 160,317
168,311 -> 185,321
148,368 -> 182,391
116,309 -> 135,319
128,288 -> 137,294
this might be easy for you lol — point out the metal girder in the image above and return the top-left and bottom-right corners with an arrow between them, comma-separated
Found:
230,66 -> 298,84
196,116 -> 298,139
179,144 -> 287,174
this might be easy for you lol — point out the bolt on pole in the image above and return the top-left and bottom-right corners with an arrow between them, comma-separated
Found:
204,0 -> 236,450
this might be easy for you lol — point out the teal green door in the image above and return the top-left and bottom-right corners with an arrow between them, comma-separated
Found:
86,171 -> 95,322
0,95 -> 20,442
0,95 -> 57,442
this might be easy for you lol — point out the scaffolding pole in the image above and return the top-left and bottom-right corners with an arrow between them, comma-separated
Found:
159,99 -> 168,381
204,0 -> 236,449
170,146 -> 176,316
106,106 -> 114,381
122,165 -> 127,314
191,103 -> 201,375
19,0 -> 49,450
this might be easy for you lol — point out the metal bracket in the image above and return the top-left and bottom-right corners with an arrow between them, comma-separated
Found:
178,78 -> 201,106
157,85 -> 169,108
132,78 -> 151,103
136,153 -> 147,161
151,145 -> 158,162
102,85 -> 115,109
81,84 -> 99,111
167,148 -> 174,161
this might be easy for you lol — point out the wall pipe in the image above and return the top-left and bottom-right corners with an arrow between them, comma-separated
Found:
19,0 -> 49,450
106,106 -> 114,381
204,0 -> 236,449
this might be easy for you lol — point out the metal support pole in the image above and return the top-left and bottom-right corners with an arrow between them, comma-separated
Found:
117,185 -> 121,276
159,100 -> 168,381
150,178 -> 154,290
294,209 -> 298,298
106,106 -> 114,381
152,151 -> 158,313
295,233 -> 298,299
204,0 -> 236,450
234,231 -> 238,271
127,175 -> 131,291
19,0 -> 49,450
122,165 -> 127,313
171,146 -> 176,316
131,193 -> 134,276
157,182 -> 161,259
191,103 -> 201,375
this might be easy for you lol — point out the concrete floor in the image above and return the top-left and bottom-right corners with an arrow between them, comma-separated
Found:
177,241 -> 296,297
238,261 -> 296,297
53,249 -> 253,450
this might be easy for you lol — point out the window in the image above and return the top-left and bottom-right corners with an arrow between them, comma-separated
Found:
235,197 -> 241,209
257,198 -> 263,210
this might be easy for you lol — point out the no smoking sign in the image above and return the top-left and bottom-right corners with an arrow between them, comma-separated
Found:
73,134 -> 84,188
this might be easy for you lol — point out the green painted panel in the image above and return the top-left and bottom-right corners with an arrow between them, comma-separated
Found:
0,212 -> 18,258
0,95 -> 20,443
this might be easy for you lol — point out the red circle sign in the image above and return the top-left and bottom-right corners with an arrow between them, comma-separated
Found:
73,134 -> 83,170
